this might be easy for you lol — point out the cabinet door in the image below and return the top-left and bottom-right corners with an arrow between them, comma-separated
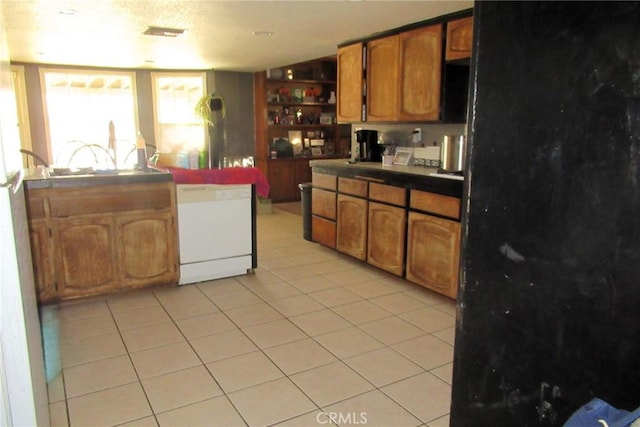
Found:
367,202 -> 406,276
336,194 -> 368,260
268,161 -> 297,202
53,216 -> 119,298
117,211 -> 178,289
337,42 -> 364,122
28,219 -> 56,303
367,35 -> 399,122
406,211 -> 460,299
446,16 -> 473,61
398,24 -> 443,121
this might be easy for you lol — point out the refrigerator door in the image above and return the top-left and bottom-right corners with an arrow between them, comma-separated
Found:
0,184 -> 50,427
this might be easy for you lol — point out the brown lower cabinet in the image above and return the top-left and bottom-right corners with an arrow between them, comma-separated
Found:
263,158 -> 313,203
26,181 -> 178,303
405,211 -> 461,299
367,201 -> 406,276
336,194 -> 368,260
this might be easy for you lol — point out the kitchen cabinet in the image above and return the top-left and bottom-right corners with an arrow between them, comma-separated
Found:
311,172 -> 337,248
28,219 -> 55,302
25,179 -> 179,303
366,36 -> 399,122
397,24 -> 443,121
446,16 -> 474,61
336,177 -> 368,260
309,160 -> 463,299
263,158 -> 312,203
337,42 -> 364,123
54,215 -> 119,298
406,212 -> 460,299
366,24 -> 442,122
367,183 -> 407,276
117,211 -> 177,289
406,189 -> 461,298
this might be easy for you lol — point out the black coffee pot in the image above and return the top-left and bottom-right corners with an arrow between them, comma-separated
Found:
355,129 -> 383,161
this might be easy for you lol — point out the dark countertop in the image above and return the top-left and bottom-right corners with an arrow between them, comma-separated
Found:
309,159 -> 464,198
24,168 -> 174,190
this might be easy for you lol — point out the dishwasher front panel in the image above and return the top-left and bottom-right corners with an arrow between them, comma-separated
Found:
176,184 -> 253,284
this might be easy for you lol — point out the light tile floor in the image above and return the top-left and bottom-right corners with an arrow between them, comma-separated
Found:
44,203 -> 456,427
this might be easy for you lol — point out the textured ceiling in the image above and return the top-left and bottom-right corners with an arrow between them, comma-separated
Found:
1,0 -> 473,71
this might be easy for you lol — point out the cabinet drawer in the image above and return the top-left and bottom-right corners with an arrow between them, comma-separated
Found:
312,172 -> 337,191
338,177 -> 368,197
410,190 -> 460,220
49,189 -> 172,217
312,188 -> 336,220
312,216 -> 336,248
369,183 -> 406,207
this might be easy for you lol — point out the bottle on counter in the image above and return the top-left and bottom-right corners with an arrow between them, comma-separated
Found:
136,132 -> 148,171
198,150 -> 209,169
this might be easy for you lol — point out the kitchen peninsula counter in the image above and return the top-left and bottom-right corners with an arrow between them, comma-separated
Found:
24,170 -> 178,303
309,159 -> 463,299
309,159 -> 463,198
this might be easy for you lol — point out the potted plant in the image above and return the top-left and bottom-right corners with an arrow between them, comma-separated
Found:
194,93 -> 226,167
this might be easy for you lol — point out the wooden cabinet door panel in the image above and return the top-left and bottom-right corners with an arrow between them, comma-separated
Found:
398,24 -> 442,121
367,202 -> 406,276
117,211 -> 177,288
312,215 -> 336,248
29,219 -> 55,302
367,35 -> 399,122
268,162 -> 297,202
446,16 -> 473,61
406,211 -> 460,299
54,216 -> 118,297
336,194 -> 368,260
337,42 -> 364,122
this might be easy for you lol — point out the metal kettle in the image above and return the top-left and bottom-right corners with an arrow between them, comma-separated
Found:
440,135 -> 466,172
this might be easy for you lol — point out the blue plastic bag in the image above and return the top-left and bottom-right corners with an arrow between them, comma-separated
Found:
563,398 -> 640,427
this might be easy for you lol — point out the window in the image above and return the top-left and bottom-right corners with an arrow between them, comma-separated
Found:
151,72 -> 207,154
40,69 -> 139,169
11,65 -> 32,156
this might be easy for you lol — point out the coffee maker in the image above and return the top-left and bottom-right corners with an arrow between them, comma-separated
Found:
355,129 -> 383,162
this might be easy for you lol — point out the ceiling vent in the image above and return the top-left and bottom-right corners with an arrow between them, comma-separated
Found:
143,26 -> 185,37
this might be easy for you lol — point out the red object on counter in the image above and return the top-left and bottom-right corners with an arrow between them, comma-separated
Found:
166,167 -> 271,198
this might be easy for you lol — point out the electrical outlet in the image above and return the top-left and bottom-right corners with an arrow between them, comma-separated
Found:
412,128 -> 422,144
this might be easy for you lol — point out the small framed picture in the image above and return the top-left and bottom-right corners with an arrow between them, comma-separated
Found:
393,149 -> 413,166
310,147 -> 323,156
324,141 -> 335,155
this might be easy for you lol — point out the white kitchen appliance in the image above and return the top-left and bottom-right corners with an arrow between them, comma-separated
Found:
176,183 -> 256,285
0,12 -> 49,426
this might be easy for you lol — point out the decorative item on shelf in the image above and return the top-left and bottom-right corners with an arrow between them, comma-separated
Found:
328,91 -> 336,104
288,131 -> 303,155
319,113 -> 334,125
269,68 -> 283,79
295,108 -> 303,124
286,69 -> 294,80
272,137 -> 293,158
291,88 -> 304,103
311,147 -> 323,156
324,141 -> 335,155
305,113 -> 317,124
278,87 -> 290,102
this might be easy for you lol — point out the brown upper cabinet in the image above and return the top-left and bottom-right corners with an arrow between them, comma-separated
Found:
446,16 -> 474,61
367,24 -> 442,122
337,42 -> 364,123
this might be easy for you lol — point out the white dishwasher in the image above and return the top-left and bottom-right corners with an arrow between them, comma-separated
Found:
176,184 -> 256,285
